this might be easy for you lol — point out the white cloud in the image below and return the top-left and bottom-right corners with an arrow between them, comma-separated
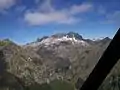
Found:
24,0 -> 92,26
58,17 -> 80,24
24,11 -> 78,25
102,11 -> 120,25
38,0 -> 55,12
70,3 -> 93,15
0,0 -> 16,10
107,11 -> 120,22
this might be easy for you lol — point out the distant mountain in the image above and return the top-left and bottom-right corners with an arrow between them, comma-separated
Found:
26,32 -> 89,47
36,36 -> 49,42
51,32 -> 83,40
0,32 -> 114,90
67,32 -> 83,40
51,33 -> 66,38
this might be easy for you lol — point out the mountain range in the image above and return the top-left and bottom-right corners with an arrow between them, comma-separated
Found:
0,32 -> 119,90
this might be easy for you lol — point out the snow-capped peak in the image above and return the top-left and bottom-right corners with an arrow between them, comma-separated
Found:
26,33 -> 89,47
40,35 -> 87,46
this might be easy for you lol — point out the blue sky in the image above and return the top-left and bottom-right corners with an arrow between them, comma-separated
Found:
0,0 -> 120,44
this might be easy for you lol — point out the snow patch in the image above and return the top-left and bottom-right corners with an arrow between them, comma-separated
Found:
27,35 -> 89,47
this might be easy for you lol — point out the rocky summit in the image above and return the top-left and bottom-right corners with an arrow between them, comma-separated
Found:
0,32 -> 118,90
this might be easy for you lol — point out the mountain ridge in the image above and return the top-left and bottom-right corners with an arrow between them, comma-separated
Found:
25,32 -> 111,47
0,32 -> 113,90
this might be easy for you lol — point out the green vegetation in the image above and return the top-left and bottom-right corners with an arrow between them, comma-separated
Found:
50,79 -> 75,90
28,83 -> 52,90
28,79 -> 75,90
0,40 -> 11,46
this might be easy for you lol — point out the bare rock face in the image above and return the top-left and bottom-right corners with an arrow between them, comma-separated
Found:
75,78 -> 84,90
